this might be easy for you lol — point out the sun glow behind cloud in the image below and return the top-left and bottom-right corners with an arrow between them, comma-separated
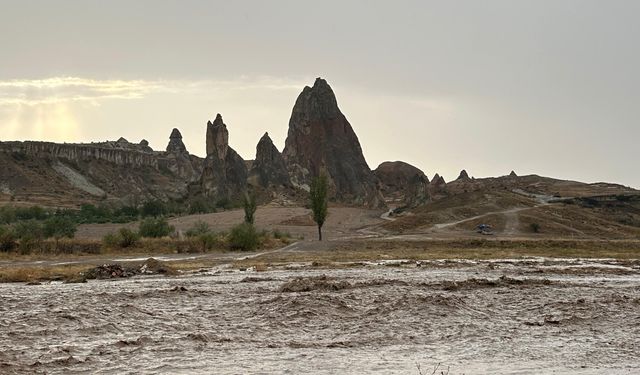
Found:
0,76 -> 311,143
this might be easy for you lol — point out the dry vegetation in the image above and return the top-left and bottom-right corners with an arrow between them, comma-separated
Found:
232,238 -> 640,269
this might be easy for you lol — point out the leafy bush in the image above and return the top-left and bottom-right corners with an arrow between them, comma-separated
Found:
229,223 -> 259,251
103,228 -> 140,248
530,223 -> 541,233
185,221 -> 211,237
141,200 -> 167,217
0,226 -> 17,252
188,197 -> 216,214
43,217 -> 77,240
14,220 -> 45,242
138,218 -> 174,238
272,229 -> 291,240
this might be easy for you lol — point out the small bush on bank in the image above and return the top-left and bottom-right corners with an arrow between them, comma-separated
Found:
530,223 -> 541,233
0,226 -> 17,252
272,229 -> 291,240
103,228 -> 140,248
185,221 -> 211,237
44,217 -> 77,240
229,223 -> 259,251
138,218 -> 174,238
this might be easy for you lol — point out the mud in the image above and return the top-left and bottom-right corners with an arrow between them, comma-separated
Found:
1,258 -> 639,374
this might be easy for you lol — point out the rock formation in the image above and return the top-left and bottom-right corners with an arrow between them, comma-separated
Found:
510,170 -> 518,177
248,132 -> 290,189
166,128 -> 187,154
429,173 -> 448,199
163,128 -> 200,183
404,173 -> 430,207
200,114 -> 247,200
282,78 -> 384,208
374,161 -> 429,206
457,169 -> 470,180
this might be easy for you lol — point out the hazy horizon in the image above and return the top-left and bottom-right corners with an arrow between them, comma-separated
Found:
1,0 -> 639,188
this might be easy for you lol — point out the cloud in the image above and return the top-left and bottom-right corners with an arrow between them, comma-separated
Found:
0,76 -> 308,106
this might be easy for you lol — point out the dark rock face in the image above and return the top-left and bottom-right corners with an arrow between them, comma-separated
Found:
200,114 -> 247,200
404,173 -> 430,207
429,173 -> 448,198
374,161 -> 429,196
164,128 -> 200,183
282,78 -> 384,208
248,132 -> 290,189
457,169 -> 470,180
510,170 -> 518,177
166,128 -> 187,154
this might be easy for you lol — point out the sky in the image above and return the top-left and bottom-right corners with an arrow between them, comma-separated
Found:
0,0 -> 638,188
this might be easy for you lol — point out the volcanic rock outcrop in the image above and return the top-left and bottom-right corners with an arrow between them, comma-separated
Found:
166,128 -> 187,154
374,161 -> 430,206
200,114 -> 247,200
429,173 -> 448,199
163,128 -> 200,183
248,132 -> 290,190
457,170 -> 470,180
282,78 -> 384,208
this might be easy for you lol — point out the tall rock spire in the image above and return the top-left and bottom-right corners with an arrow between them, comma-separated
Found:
200,114 -> 247,200
282,78 -> 384,208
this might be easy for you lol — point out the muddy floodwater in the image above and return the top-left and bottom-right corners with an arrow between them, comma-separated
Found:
1,258 -> 640,374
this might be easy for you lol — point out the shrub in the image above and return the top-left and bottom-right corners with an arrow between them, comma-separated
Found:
216,197 -> 232,210
243,193 -> 257,225
272,229 -> 291,240
0,226 -> 17,252
530,223 -> 541,233
185,221 -> 211,237
14,220 -> 45,242
138,218 -> 174,238
103,228 -> 140,248
141,200 -> 167,217
191,232 -> 222,252
43,217 -> 77,240
228,223 -> 260,251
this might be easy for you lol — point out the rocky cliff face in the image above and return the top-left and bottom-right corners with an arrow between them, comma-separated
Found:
200,114 -> 247,200
374,161 -> 430,207
282,78 -> 384,208
163,128 -> 201,183
248,132 -> 290,190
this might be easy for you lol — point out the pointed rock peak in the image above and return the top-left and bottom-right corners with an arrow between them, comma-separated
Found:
167,128 -> 187,154
457,169 -> 470,180
510,170 -> 518,177
170,128 -> 182,139
433,173 -> 441,181
260,132 -> 272,142
313,77 -> 330,88
206,114 -> 229,159
117,137 -> 129,144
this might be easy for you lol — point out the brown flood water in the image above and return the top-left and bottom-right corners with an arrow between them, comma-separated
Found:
1,258 -> 639,374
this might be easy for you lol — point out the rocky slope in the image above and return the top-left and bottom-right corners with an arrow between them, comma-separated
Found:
282,78 -> 384,208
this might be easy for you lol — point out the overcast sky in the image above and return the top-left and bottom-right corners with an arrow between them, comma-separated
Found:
1,0 -> 638,188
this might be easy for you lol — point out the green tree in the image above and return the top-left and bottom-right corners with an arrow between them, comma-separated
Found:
243,192 -> 257,225
309,174 -> 329,241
